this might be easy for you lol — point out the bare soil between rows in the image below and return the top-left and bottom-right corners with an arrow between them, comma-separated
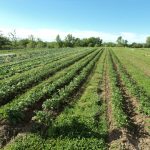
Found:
110,52 -> 150,149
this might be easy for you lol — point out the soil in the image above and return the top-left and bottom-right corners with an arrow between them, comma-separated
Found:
110,51 -> 150,150
101,53 -> 123,149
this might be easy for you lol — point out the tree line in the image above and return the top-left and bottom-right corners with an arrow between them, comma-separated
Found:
1,30 -> 150,50
104,36 -> 150,48
0,31 -> 102,50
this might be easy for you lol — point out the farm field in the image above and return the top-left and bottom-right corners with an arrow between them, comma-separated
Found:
0,47 -> 150,150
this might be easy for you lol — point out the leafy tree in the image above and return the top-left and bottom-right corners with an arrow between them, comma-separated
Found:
36,38 -> 46,48
26,35 -> 36,48
77,37 -> 102,47
9,30 -> 17,48
88,37 -> 102,47
47,42 -> 57,48
28,34 -> 35,41
64,34 -> 75,47
124,40 -> 128,47
0,30 -> 104,49
0,32 -> 11,49
116,36 -> 128,47
146,36 -> 150,47
18,39 -> 30,48
116,36 -> 123,46
103,42 -> 116,47
80,38 -> 87,47
88,43 -> 93,47
74,38 -> 81,47
56,35 -> 63,48
26,42 -> 36,48
130,42 -> 144,48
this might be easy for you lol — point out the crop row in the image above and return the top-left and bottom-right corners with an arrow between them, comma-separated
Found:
0,49 -> 80,80
3,49 -> 106,150
34,50 -> 102,126
0,48 -> 60,67
0,49 -> 95,105
113,48 -> 150,95
0,50 -> 102,124
110,49 -> 150,115
108,50 -> 128,128
0,47 -> 73,67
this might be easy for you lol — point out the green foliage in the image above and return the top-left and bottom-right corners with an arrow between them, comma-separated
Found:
34,50 -> 101,125
146,36 -> 150,47
116,36 -> 128,47
18,39 -> 30,48
0,33 -> 11,49
111,49 -> 150,115
108,50 -> 128,128
0,49 -> 96,123
64,34 -> 76,47
1,48 -> 150,149
4,133 -> 106,150
103,42 -> 116,47
56,35 -> 103,48
56,34 -> 63,48
26,41 -> 36,48
36,38 -> 47,48
0,29 -> 103,50
130,42 -> 144,48
9,30 -> 18,48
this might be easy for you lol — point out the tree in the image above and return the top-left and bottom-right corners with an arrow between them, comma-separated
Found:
26,35 -> 36,48
146,36 -> 150,47
116,36 -> 123,46
18,39 -> 30,48
74,38 -> 81,47
64,34 -> 75,47
47,42 -> 57,48
78,37 -> 102,47
9,30 -> 17,48
124,40 -> 128,47
103,42 -> 116,47
0,32 -> 11,49
56,35 -> 63,48
36,38 -> 46,48
28,34 -> 35,41
116,36 -> 128,47
130,42 -> 143,48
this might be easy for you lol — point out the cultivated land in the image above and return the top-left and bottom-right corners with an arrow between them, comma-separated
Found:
0,47 -> 150,150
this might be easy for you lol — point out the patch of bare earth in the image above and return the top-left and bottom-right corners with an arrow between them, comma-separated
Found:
119,86 -> 150,150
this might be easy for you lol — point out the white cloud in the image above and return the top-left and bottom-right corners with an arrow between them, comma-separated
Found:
120,32 -> 147,43
0,27 -> 147,43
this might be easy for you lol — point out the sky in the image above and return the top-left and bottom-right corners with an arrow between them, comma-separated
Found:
0,0 -> 150,43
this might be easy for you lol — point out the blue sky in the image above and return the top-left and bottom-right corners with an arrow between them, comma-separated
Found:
0,0 -> 150,42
